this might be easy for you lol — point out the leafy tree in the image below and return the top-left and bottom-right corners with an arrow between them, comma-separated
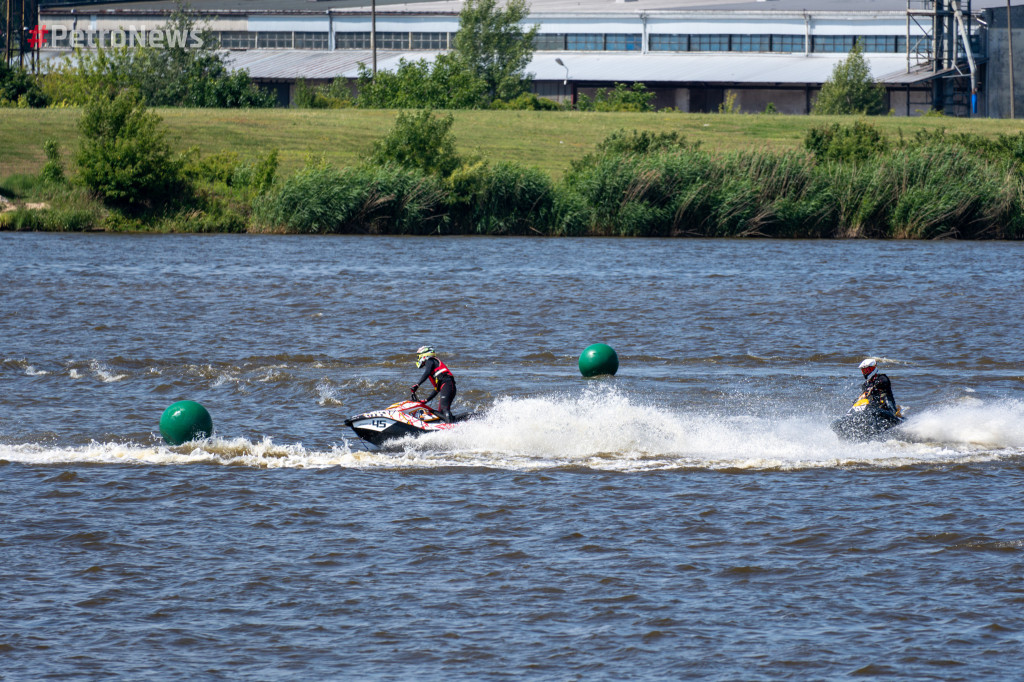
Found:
811,41 -> 887,115
76,92 -> 189,208
355,0 -> 536,108
450,0 -> 538,102
369,110 -> 462,178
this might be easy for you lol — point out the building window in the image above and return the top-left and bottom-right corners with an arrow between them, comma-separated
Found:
649,34 -> 688,52
411,32 -> 447,49
689,34 -> 729,52
335,32 -> 370,49
732,34 -> 770,52
605,34 -> 641,51
257,32 -> 293,49
295,32 -> 328,50
566,34 -> 604,51
770,34 -> 804,52
375,32 -> 408,49
534,33 -> 566,50
218,31 -> 256,49
812,35 -> 856,53
860,35 -> 889,52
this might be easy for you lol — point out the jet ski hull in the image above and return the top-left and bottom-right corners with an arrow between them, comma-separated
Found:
344,399 -> 466,448
830,409 -> 905,442
345,415 -> 437,448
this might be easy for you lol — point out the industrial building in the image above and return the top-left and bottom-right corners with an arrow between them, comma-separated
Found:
24,0 -> 1024,116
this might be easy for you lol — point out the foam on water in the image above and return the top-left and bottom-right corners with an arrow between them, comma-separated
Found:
2,388 -> 1021,471
404,387 -> 1022,470
90,359 -> 127,383
900,397 -> 1024,448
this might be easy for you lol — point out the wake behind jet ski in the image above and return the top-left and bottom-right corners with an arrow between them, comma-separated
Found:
344,389 -> 470,448
831,358 -> 906,441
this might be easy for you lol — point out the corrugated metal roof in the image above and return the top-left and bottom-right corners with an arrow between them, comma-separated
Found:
220,49 -> 914,85
876,64 -> 960,84
528,52 -> 910,84
222,49 -> 425,80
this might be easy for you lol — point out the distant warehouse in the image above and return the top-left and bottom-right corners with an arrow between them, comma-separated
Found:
35,0 -> 1024,117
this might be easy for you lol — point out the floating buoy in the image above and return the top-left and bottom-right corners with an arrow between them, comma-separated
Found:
159,400 -> 213,445
578,343 -> 619,377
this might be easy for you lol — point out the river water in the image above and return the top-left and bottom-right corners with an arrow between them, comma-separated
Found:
2,233 -> 1023,679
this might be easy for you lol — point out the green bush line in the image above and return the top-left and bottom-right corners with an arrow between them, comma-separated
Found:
5,120 -> 1024,239
247,143 -> 1023,239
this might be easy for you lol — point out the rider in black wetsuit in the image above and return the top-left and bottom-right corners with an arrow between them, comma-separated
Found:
411,346 -> 456,423
859,358 -> 897,413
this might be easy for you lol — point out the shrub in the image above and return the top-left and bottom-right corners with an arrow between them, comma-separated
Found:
76,92 -> 189,209
0,61 -> 48,107
491,93 -> 562,110
594,129 -> 698,157
355,55 -> 488,109
576,83 -> 655,112
370,110 -> 462,178
40,139 -> 67,185
185,148 -> 278,194
293,79 -> 353,109
804,121 -> 888,163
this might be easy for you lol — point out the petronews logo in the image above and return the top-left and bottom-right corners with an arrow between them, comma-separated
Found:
29,24 -> 204,49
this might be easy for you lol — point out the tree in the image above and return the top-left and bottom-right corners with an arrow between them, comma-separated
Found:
451,0 -> 538,102
42,2 -> 273,108
811,41 -> 887,115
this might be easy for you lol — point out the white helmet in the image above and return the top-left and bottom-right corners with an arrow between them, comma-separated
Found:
859,358 -> 878,381
416,346 -> 436,368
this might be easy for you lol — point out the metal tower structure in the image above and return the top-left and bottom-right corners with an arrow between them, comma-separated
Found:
907,0 -> 982,114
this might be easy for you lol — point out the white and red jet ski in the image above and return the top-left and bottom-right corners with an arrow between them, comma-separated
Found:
344,395 -> 468,447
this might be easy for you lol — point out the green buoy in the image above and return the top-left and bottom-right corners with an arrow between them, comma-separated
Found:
578,343 -> 619,377
160,400 -> 213,445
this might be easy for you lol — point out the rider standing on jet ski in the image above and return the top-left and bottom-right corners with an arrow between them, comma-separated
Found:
859,358 -> 898,413
411,346 -> 457,423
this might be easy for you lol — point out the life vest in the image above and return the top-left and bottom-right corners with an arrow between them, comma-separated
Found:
864,374 -> 896,411
428,359 -> 454,390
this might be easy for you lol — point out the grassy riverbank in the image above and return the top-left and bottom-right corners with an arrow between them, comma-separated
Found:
3,108 -> 1024,238
3,108 -> 1023,180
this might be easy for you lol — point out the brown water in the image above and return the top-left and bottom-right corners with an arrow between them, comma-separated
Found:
2,233 -> 1023,679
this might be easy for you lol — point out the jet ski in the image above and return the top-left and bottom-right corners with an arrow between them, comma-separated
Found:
830,393 -> 905,442
344,394 -> 469,448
